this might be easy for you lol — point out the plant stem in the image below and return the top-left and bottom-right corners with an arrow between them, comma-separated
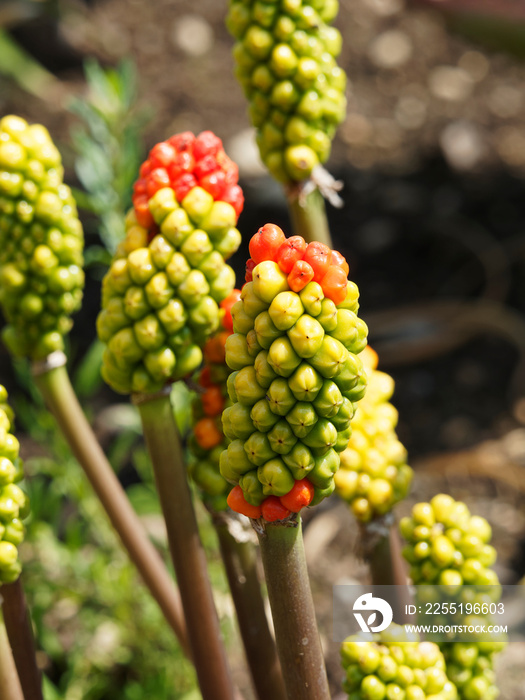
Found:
359,516 -> 411,621
32,359 -> 190,657
136,390 -> 234,700
286,185 -> 333,247
0,606 -> 23,700
1,578 -> 42,700
214,513 -> 286,700
255,516 -> 330,700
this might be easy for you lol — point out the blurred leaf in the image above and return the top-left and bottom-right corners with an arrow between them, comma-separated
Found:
72,339 -> 105,398
126,484 -> 162,516
0,28 -> 58,98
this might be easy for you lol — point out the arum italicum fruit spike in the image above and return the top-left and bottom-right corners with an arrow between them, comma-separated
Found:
97,130 -> 243,394
340,624 -> 458,700
227,0 -> 347,183
0,385 -> 43,700
0,116 -> 84,359
400,496 -> 505,700
188,289 -> 241,512
222,224 -> 367,522
335,346 -> 413,523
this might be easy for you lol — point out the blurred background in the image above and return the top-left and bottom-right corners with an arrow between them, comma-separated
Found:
1,0 -> 525,698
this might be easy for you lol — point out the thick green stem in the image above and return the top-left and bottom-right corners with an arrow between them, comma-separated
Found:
136,391 -> 234,700
286,186 -> 333,247
214,515 -> 286,700
255,517 -> 330,700
32,360 -> 190,657
1,578 -> 42,700
0,607 -> 23,700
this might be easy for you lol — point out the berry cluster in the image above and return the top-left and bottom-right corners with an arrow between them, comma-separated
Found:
400,496 -> 498,588
227,0 -> 347,183
335,346 -> 413,522
0,116 -> 84,360
97,132 -> 243,395
0,385 -> 29,583
400,496 -> 505,700
341,625 -> 457,700
187,290 -> 241,512
221,224 -> 368,522
132,131 -> 243,228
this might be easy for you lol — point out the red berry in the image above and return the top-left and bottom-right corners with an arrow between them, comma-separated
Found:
288,260 -> 314,292
146,168 -> 170,197
249,224 -> 286,264
199,366 -> 213,388
220,288 -> 242,332
168,131 -> 195,152
195,154 -> 219,180
222,184 -> 244,217
261,496 -> 291,522
149,142 -> 176,169
321,265 -> 348,305
139,161 -> 152,178
133,178 -> 147,196
133,195 -> 154,229
280,479 -> 314,513
276,236 -> 307,274
245,258 -> 256,282
331,250 -> 349,275
200,170 -> 226,199
220,156 -> 239,185
168,152 -> 195,181
173,173 -> 198,202
194,130 -> 222,160
303,242 -> 331,283
228,486 -> 263,520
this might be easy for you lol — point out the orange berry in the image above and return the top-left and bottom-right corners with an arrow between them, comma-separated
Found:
321,265 -> 348,305
288,259 -> 314,292
202,385 -> 225,417
276,236 -> 307,274
331,250 -> 349,275
249,224 -> 286,264
204,331 -> 229,364
227,486 -> 263,519
221,289 -> 242,332
303,242 -> 331,283
280,479 -> 314,513
193,418 -> 223,450
261,496 -> 291,522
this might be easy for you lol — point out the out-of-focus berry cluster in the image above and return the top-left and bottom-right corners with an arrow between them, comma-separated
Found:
0,115 -> 84,360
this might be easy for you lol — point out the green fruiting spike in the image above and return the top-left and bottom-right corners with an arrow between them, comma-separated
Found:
221,225 -> 367,521
97,130 -> 244,394
334,346 -> 413,522
0,384 -> 29,583
340,625 -> 457,700
399,495 -> 505,700
0,116 -> 84,360
227,0 -> 347,183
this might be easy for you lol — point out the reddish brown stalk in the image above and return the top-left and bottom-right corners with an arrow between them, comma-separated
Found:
213,513 -> 286,700
1,579 -> 42,700
0,606 -> 23,700
32,359 -> 190,656
255,516 -> 330,700
136,389 -> 235,700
